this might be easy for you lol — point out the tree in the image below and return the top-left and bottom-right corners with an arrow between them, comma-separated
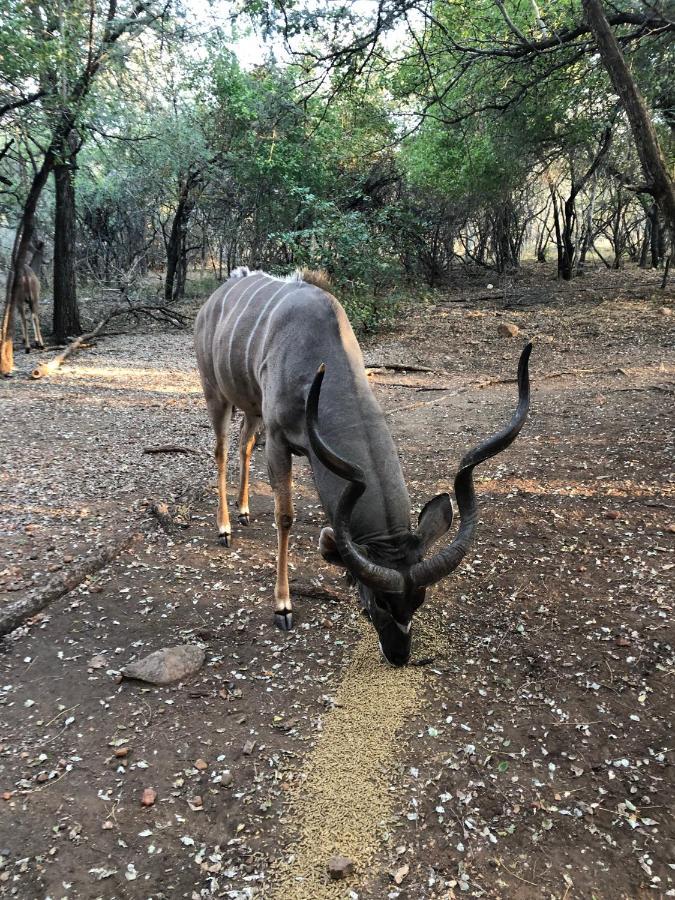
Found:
581,0 -> 675,237
0,0 -> 168,375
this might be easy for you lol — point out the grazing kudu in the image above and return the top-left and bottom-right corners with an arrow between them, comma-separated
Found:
17,240 -> 45,353
194,267 -> 531,665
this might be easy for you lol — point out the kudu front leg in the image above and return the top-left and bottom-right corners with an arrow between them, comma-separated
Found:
267,438 -> 294,631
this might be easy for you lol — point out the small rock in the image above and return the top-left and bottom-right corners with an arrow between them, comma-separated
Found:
667,524 -> 675,534
113,747 -> 129,758
393,863 -> 410,884
188,795 -> 203,810
89,654 -> 107,670
2,791 -> 13,801
605,510 -> 620,520
122,645 -> 205,685
327,856 -> 355,880
195,759 -> 208,770
497,322 -> 520,338
36,772 -> 49,783
615,635 -> 631,647
242,740 -> 256,756
659,306 -> 672,316
141,787 -> 157,807
220,770 -> 233,787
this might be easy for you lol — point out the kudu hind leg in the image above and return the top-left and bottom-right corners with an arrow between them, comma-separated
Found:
31,310 -> 45,350
236,414 -> 261,525
267,438 -> 294,630
19,304 -> 30,353
29,286 -> 44,349
208,397 -> 234,546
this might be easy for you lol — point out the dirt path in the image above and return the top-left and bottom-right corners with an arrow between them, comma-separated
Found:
0,266 -> 673,899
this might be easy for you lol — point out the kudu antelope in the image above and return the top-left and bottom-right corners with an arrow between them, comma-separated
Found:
17,240 -> 45,353
195,267 -> 531,666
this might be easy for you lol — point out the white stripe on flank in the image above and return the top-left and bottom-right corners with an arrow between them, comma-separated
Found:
256,282 -> 302,367
218,273 -> 265,330
226,278 -> 283,374
209,274 -> 265,363
243,283 -> 294,376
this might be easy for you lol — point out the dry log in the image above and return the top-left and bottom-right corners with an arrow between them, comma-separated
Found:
143,445 -> 199,456
30,304 -> 187,379
31,307 -> 125,378
0,533 -> 142,637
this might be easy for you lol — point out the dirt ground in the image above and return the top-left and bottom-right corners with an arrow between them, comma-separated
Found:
0,264 -> 673,900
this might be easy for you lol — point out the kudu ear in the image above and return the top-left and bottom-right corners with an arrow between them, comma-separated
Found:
319,527 -> 346,567
415,493 -> 454,552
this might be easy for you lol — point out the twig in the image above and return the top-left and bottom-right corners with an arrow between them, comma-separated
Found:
0,533 -> 142,637
497,859 -> 538,887
43,703 -> 80,729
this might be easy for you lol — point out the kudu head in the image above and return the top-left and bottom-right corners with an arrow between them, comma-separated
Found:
306,344 -> 532,666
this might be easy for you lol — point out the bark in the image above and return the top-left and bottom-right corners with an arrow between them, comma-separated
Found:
53,158 -> 82,342
582,0 -> 675,236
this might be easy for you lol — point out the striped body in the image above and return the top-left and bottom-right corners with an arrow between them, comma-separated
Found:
194,271 -> 411,545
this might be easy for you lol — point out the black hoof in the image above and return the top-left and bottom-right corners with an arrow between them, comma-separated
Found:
274,611 -> 293,631
238,512 -> 250,526
25,347 -> 31,354
218,532 -> 231,547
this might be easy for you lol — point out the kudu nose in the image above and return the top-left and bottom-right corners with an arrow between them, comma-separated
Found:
378,641 -> 411,668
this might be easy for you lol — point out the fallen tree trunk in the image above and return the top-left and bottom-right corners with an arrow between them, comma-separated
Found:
0,532 -> 142,638
31,304 -> 187,379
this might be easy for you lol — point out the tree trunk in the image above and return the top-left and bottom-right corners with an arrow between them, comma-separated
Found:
550,187 -> 564,278
164,184 -> 194,303
639,211 -> 651,268
560,194 -> 577,280
650,204 -> 661,267
53,158 -> 81,342
582,0 -> 675,237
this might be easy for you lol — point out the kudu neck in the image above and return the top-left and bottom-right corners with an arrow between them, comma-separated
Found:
306,364 -> 412,547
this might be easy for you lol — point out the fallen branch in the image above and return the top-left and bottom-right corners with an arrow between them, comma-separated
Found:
143,445 -> 199,456
30,304 -> 187,379
0,533 -> 143,638
365,362 -> 444,375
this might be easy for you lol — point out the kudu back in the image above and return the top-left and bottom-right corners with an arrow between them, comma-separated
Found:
195,268 -> 531,665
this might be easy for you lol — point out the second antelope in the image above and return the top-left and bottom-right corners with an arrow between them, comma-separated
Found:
195,268 -> 531,666
17,239 -> 45,353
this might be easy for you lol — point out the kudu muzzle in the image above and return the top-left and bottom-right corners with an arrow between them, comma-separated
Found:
306,344 -> 532,666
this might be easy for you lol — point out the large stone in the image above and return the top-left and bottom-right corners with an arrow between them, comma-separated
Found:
497,322 -> 520,338
122,645 -> 205,685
